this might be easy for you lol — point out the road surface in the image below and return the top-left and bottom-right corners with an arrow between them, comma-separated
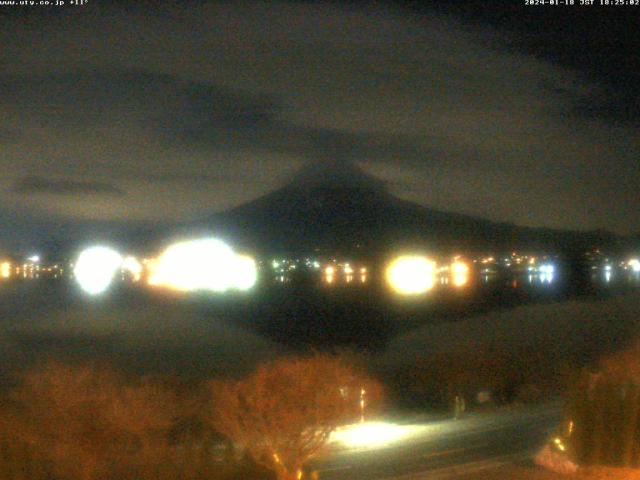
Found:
313,401 -> 563,479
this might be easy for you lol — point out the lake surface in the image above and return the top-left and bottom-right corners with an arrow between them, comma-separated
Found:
0,271 -> 639,382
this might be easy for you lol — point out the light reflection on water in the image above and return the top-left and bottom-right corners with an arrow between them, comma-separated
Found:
526,273 -> 554,284
540,272 -> 554,284
266,264 -> 640,295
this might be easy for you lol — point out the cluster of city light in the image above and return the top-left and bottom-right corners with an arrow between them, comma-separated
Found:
39,264 -> 63,279
13,256 -> 42,279
147,238 -> 257,292
343,263 -> 366,283
344,263 -> 354,283
269,257 -> 326,284
47,242 -> 640,296
322,263 -> 367,285
386,255 -> 436,295
272,257 -> 322,273
272,259 -> 297,273
0,256 -> 65,281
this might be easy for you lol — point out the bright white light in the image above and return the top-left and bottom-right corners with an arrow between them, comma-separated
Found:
121,256 -> 143,282
331,422 -> 424,449
629,259 -> 640,273
604,264 -> 613,272
74,246 -> 123,295
231,254 -> 258,290
386,256 -> 436,295
539,263 -> 555,284
27,255 -> 40,263
539,264 -> 555,274
148,238 -> 256,292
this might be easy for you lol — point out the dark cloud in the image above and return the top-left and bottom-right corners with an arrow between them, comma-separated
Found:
0,68 -> 430,168
571,87 -> 640,125
13,176 -> 125,196
427,1 -> 640,122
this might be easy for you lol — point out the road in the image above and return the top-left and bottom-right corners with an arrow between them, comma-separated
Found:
313,401 -> 563,479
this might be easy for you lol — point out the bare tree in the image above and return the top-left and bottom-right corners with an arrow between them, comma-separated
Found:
208,353 -> 383,480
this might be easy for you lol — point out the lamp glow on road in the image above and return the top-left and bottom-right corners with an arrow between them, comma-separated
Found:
386,256 -> 436,294
148,238 -> 257,292
74,246 -> 123,295
331,422 -> 424,449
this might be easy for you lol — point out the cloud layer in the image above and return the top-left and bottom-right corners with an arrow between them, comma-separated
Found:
14,175 -> 124,196
0,2 -> 637,236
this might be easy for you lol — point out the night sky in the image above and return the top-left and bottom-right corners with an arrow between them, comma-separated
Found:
1,0 -> 638,252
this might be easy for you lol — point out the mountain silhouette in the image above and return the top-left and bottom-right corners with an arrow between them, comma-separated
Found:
195,161 -> 627,257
